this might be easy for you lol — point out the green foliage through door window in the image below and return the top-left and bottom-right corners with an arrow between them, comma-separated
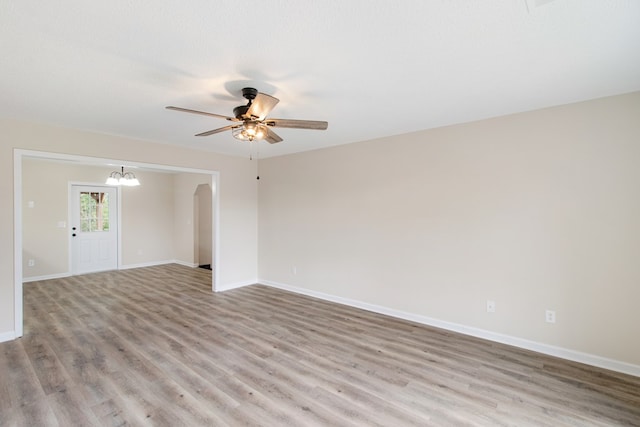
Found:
80,192 -> 110,232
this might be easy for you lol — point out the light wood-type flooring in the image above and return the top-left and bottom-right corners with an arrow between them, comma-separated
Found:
1,264 -> 639,426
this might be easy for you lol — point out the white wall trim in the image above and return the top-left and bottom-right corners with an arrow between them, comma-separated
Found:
215,280 -> 256,292
173,259 -> 199,268
0,331 -> 16,343
13,150 -> 23,338
212,178 -> 220,294
119,260 -> 177,270
23,260 -> 200,282
23,272 -> 72,283
23,261 -> 199,282
259,279 -> 640,378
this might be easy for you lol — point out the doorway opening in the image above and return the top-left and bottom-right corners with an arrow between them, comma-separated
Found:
14,149 -> 220,338
194,183 -> 213,271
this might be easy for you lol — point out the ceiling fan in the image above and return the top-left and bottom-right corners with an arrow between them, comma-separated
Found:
166,87 -> 328,144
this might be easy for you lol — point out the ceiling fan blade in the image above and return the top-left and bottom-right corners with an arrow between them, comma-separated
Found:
195,125 -> 236,137
246,93 -> 279,120
266,118 -> 328,130
264,127 -> 283,144
166,106 -> 238,122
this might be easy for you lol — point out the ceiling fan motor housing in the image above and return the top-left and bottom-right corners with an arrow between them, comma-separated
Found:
233,87 -> 259,119
241,87 -> 258,101
233,105 -> 250,119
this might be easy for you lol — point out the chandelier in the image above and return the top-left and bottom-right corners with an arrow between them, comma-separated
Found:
105,166 -> 140,186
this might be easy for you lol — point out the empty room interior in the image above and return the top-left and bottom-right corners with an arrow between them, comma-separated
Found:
1,1 -> 640,425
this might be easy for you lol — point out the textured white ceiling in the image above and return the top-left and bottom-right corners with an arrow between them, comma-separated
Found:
1,1 -> 639,158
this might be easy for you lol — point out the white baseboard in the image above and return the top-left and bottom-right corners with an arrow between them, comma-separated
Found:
259,279 -> 640,378
120,260 -> 176,270
172,260 -> 199,268
124,260 -> 201,269
23,272 -> 72,283
0,331 -> 16,343
24,260 -> 183,280
215,280 -> 256,292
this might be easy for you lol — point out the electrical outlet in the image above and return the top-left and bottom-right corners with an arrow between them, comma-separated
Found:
291,266 -> 297,275
486,300 -> 496,313
545,310 -> 556,323
28,259 -> 35,267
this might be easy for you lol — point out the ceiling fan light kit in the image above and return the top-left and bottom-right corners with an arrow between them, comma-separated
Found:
166,87 -> 328,144
232,122 -> 267,142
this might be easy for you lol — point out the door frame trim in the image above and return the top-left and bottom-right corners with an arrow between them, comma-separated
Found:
14,148 -> 220,338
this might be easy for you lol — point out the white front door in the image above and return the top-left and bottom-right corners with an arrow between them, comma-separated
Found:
71,185 -> 118,275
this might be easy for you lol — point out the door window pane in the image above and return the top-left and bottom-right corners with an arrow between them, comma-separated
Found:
79,192 -> 110,232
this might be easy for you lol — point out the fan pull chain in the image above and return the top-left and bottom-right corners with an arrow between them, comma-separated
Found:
256,141 -> 260,180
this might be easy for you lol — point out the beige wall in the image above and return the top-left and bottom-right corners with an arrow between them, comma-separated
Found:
258,92 -> 640,366
1,120 -> 258,336
119,169 -> 174,266
22,160 -> 186,278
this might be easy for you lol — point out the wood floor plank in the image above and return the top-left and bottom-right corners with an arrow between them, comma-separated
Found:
90,395 -> 146,426
1,263 -> 638,426
45,384 -> 102,426
1,340 -> 49,409
11,399 -> 59,427
22,336 -> 72,396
